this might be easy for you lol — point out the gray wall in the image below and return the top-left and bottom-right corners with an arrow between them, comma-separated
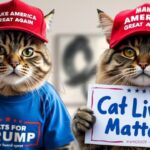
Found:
19,0 -> 150,35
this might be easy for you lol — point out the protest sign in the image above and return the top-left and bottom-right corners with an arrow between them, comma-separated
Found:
85,84 -> 150,147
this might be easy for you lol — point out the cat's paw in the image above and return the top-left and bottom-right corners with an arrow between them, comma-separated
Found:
72,106 -> 96,133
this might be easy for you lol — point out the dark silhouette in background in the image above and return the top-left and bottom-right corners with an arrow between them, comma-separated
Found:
62,36 -> 96,98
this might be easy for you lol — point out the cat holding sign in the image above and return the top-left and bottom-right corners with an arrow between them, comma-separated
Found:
72,3 -> 150,150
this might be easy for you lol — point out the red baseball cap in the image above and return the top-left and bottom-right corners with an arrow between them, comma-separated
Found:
0,0 -> 48,42
110,3 -> 150,48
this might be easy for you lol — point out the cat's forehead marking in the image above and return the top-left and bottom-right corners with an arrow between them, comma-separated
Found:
11,43 -> 19,52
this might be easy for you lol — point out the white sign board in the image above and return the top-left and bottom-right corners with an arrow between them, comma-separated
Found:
85,84 -> 150,147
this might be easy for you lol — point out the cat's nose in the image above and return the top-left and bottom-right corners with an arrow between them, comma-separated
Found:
10,61 -> 19,68
7,55 -> 20,68
138,62 -> 148,70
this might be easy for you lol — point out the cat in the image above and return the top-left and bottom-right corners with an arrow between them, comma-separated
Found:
72,9 -> 150,150
0,8 -> 74,150
0,30 -> 51,96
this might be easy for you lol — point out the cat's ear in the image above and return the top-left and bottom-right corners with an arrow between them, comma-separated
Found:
97,9 -> 113,43
44,9 -> 55,31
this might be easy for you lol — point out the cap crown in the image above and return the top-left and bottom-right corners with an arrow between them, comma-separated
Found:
110,3 -> 150,48
0,0 -> 47,42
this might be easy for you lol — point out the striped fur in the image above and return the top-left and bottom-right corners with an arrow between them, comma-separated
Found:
0,30 -> 51,96
72,10 -> 150,150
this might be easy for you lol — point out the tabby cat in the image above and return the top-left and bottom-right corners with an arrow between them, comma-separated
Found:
0,30 -> 51,96
72,10 -> 150,150
0,10 -> 73,150
0,8 -> 55,96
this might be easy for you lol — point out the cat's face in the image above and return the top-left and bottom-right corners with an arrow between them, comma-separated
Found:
0,31 -> 51,95
118,36 -> 150,86
97,10 -> 150,87
0,10 -> 54,95
103,36 -> 150,86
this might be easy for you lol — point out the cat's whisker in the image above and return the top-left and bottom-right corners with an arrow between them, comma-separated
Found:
100,67 -> 136,81
121,76 -> 133,86
25,80 -> 33,92
108,67 -> 135,73
31,76 -> 42,84
120,74 -> 133,85
102,68 -> 136,79
111,75 -> 127,85
101,72 -> 124,83
27,78 -> 47,98
110,71 -> 136,85
26,79 -> 37,94
28,74 -> 51,96
120,79 -> 129,86
105,70 -> 135,82
98,72 -> 122,81
28,79 -> 40,94
24,80 -> 40,99
114,71 -> 137,85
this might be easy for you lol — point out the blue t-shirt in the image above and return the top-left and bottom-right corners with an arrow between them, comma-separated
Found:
0,82 -> 74,150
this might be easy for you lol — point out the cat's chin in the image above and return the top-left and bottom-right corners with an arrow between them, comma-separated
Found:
130,75 -> 150,87
2,74 -> 26,85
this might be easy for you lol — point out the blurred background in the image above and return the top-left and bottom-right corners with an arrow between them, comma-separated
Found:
0,0 -> 149,149
2,0 -> 150,116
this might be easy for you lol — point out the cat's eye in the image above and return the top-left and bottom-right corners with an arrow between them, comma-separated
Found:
123,48 -> 136,58
0,46 -> 6,55
22,48 -> 34,57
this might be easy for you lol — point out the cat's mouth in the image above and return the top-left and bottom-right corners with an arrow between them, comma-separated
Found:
133,72 -> 150,79
8,72 -> 20,76
7,70 -> 20,77
3,70 -> 25,85
130,73 -> 150,86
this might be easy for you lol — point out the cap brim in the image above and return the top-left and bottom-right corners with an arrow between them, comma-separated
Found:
0,26 -> 48,43
110,29 -> 150,48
